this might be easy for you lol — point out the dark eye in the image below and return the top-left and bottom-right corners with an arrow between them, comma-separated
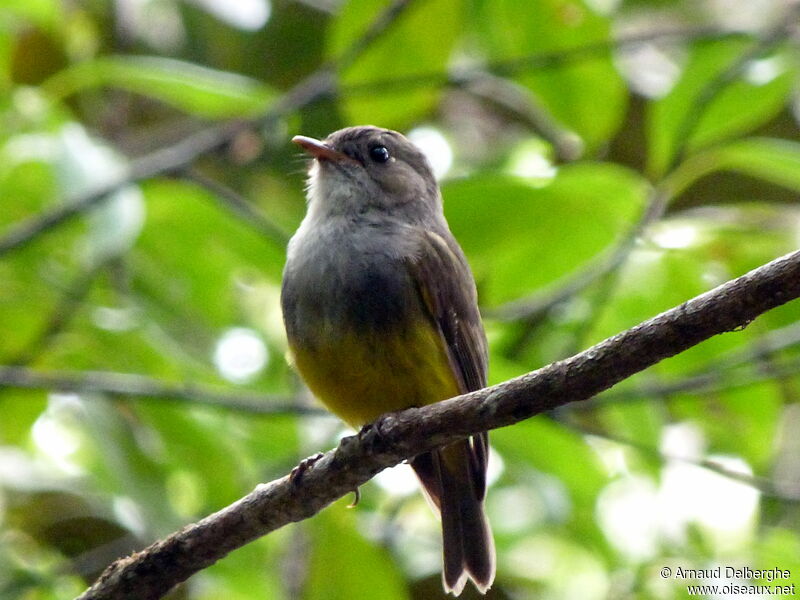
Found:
369,145 -> 390,163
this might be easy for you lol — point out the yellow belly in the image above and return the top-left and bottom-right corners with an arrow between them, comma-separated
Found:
290,321 -> 460,428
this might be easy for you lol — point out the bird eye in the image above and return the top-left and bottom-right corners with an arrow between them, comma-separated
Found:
369,145 -> 390,163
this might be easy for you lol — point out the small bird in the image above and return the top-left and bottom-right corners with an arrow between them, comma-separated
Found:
282,126 -> 494,595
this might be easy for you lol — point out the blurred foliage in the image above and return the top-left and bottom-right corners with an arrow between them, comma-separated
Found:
1,0 -> 800,599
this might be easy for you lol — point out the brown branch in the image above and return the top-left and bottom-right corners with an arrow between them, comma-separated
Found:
0,366 -> 313,415
178,168 -> 291,248
575,320 -> 800,407
77,248 -> 800,600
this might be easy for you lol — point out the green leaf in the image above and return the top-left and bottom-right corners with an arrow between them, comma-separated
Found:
0,391 -> 46,445
202,538 -> 283,600
79,401 -> 179,534
135,403 -> 267,509
328,0 -> 461,128
492,418 -> 608,518
668,379 -> 782,470
1,0 -> 59,28
587,247 -> 709,346
677,137 -> 800,195
756,529 -> 800,590
689,55 -> 794,151
43,56 -> 276,118
443,163 -> 649,306
305,503 -> 409,600
0,156 -> 84,362
648,39 -> 794,177
597,401 -> 665,454
135,178 -> 286,331
473,0 -> 627,151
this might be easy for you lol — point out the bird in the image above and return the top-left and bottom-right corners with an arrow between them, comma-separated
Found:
281,125 -> 494,595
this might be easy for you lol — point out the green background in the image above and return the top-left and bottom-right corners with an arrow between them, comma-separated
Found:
1,0 -> 800,598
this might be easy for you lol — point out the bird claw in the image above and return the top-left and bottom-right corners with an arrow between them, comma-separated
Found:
358,414 -> 391,445
347,487 -> 361,508
289,452 -> 324,484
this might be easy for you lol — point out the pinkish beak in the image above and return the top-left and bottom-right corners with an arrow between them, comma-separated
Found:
292,135 -> 357,164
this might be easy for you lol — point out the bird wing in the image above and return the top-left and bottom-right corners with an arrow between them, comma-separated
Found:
404,227 -> 489,497
406,228 -> 488,394
405,227 -> 495,593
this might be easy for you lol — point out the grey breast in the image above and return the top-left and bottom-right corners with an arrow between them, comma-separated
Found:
282,218 -> 421,349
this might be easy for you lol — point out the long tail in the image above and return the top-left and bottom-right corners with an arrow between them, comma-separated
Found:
411,435 -> 495,596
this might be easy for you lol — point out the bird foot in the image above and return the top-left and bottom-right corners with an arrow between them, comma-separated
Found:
289,452 -> 324,484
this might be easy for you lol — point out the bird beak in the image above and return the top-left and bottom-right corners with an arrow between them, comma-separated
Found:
292,135 -> 357,164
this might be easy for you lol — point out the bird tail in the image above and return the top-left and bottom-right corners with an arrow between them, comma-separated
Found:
411,436 -> 495,596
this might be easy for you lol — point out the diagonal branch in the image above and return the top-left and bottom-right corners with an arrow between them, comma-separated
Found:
178,168 -> 291,248
341,25 -> 741,95
77,248 -> 800,600
487,187 -> 669,322
0,122 -> 248,257
0,25 -> 744,259
566,421 -> 798,501
0,0 -> 416,258
579,355 -> 800,408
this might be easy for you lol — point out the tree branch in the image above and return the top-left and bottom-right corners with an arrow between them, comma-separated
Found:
0,366 -> 312,414
76,248 -> 800,600
0,25 -> 745,259
668,10 -> 799,172
0,122 -> 248,257
341,25 -> 742,96
565,420 -> 798,501
576,320 -> 800,407
178,168 -> 291,248
487,187 -> 669,322
0,0 -> 417,258
580,355 -> 800,407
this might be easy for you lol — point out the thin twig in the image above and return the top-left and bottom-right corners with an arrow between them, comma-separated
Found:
0,0 -> 418,258
12,316 -> 796,418
341,26 -> 742,95
486,15 -> 796,326
566,420 -> 798,501
0,365 -> 317,415
7,258 -> 116,365
667,9 -> 799,172
76,248 -> 800,600
336,0 -> 416,70
0,26 -> 740,259
488,186 -> 669,322
576,355 -> 800,408
179,168 -> 291,248
458,73 -> 583,162
0,122 -> 247,257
